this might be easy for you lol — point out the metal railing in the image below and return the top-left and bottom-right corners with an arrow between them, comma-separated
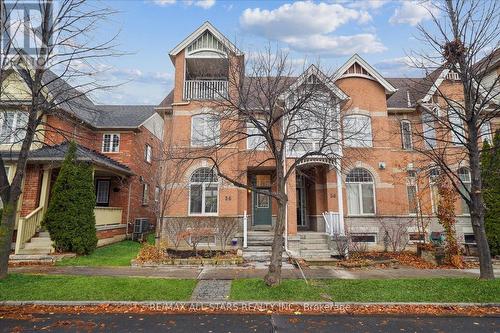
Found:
322,211 -> 344,237
14,206 -> 44,254
243,210 -> 248,248
183,80 -> 228,100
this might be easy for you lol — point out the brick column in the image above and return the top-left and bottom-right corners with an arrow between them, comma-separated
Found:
286,167 -> 297,236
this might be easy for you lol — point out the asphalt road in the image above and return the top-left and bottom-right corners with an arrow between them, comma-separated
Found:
1,313 -> 498,332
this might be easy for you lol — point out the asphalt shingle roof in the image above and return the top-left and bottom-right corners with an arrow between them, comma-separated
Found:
2,142 -> 133,175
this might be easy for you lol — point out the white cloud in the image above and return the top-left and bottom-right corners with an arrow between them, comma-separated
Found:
241,2 -> 371,40
348,0 -> 389,10
375,56 -> 432,76
152,0 -> 215,9
284,33 -> 386,56
153,0 -> 176,5
389,1 -> 438,26
192,0 -> 215,9
240,1 -> 383,57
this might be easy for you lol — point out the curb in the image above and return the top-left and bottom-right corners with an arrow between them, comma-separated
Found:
1,300 -> 499,307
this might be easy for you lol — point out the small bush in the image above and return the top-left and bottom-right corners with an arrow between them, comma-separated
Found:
42,142 -> 97,254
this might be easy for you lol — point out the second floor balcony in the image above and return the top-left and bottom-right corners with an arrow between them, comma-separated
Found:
183,80 -> 228,100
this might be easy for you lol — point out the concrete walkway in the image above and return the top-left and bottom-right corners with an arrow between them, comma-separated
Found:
10,265 -> 500,280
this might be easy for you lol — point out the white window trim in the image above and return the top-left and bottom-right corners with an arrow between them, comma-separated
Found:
400,120 -> 413,150
346,169 -> 376,216
0,111 -> 28,144
429,169 -> 440,214
246,122 -> 267,151
102,133 -> 120,153
188,180 -> 219,216
343,114 -> 373,148
145,144 -> 152,163
154,186 -> 160,202
190,114 -> 219,147
458,167 -> 471,216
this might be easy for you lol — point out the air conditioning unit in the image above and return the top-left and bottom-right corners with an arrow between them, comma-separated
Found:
132,218 -> 150,241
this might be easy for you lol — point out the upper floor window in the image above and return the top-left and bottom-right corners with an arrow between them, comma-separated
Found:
346,168 -> 375,215
448,107 -> 465,145
191,114 -> 220,147
446,71 -> 460,81
154,186 -> 161,202
102,133 -> 120,153
401,120 -> 413,150
0,111 -> 28,144
247,122 -> 267,150
479,121 -> 492,143
343,115 -> 372,147
422,111 -> 437,149
458,167 -> 471,215
145,144 -> 152,163
189,167 -> 218,215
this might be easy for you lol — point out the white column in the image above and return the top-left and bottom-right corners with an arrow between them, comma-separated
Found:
336,159 -> 344,233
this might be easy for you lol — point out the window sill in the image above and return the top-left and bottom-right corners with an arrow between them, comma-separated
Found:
347,214 -> 376,217
102,151 -> 120,154
188,213 -> 219,217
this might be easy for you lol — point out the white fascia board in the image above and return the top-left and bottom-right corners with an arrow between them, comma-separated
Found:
421,68 -> 449,103
282,64 -> 349,101
333,54 -> 398,94
169,21 -> 242,58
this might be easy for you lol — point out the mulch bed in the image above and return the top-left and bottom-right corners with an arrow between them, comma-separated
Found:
337,251 -> 479,269
165,249 -> 237,259
0,304 -> 498,317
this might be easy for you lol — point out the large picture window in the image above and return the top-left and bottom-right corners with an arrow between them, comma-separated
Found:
346,168 -> 375,215
189,168 -> 218,215
422,112 -> 436,148
343,115 -> 372,147
191,114 -> 220,147
247,122 -> 267,150
0,111 -> 28,144
429,168 -> 441,214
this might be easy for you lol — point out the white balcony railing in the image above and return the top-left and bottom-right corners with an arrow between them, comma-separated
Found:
183,80 -> 228,100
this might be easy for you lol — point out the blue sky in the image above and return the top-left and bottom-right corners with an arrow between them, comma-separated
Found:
94,0 -> 440,105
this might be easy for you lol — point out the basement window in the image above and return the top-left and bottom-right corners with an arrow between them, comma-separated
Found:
350,233 -> 377,243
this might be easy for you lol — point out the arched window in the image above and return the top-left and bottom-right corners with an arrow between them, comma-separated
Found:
346,168 -> 375,215
458,167 -> 471,215
189,168 -> 218,215
343,115 -> 372,147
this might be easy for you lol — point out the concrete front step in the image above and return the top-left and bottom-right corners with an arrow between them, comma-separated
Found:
300,244 -> 330,250
298,232 -> 330,239
28,238 -> 52,246
17,248 -> 53,255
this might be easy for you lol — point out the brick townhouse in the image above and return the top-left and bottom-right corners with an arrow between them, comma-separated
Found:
2,64 -> 163,255
158,22 -> 499,260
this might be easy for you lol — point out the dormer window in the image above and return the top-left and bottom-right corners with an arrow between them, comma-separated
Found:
446,71 -> 460,81
102,133 -> 120,153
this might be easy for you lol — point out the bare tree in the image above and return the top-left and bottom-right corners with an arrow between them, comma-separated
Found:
0,0 -> 120,278
171,47 -> 353,286
409,0 -> 499,278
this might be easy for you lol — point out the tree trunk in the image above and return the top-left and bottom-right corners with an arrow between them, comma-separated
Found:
264,198 -> 286,286
0,200 -> 19,279
469,142 -> 495,279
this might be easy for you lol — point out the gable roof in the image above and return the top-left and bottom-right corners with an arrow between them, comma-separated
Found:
333,54 -> 397,95
284,64 -> 348,101
169,21 -> 242,60
2,141 -> 133,175
3,56 -> 157,130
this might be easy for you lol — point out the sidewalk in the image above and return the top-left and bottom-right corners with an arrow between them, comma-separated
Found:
10,265 -> 500,280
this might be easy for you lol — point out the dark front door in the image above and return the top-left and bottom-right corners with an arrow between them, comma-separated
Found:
253,188 -> 272,228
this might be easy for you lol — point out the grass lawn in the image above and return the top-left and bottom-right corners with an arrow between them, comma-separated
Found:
56,234 -> 155,267
230,278 -> 500,303
0,274 -> 196,301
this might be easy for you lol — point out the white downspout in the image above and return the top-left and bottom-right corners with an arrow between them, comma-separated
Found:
126,180 -> 132,239
336,159 -> 344,230
284,152 -> 288,252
